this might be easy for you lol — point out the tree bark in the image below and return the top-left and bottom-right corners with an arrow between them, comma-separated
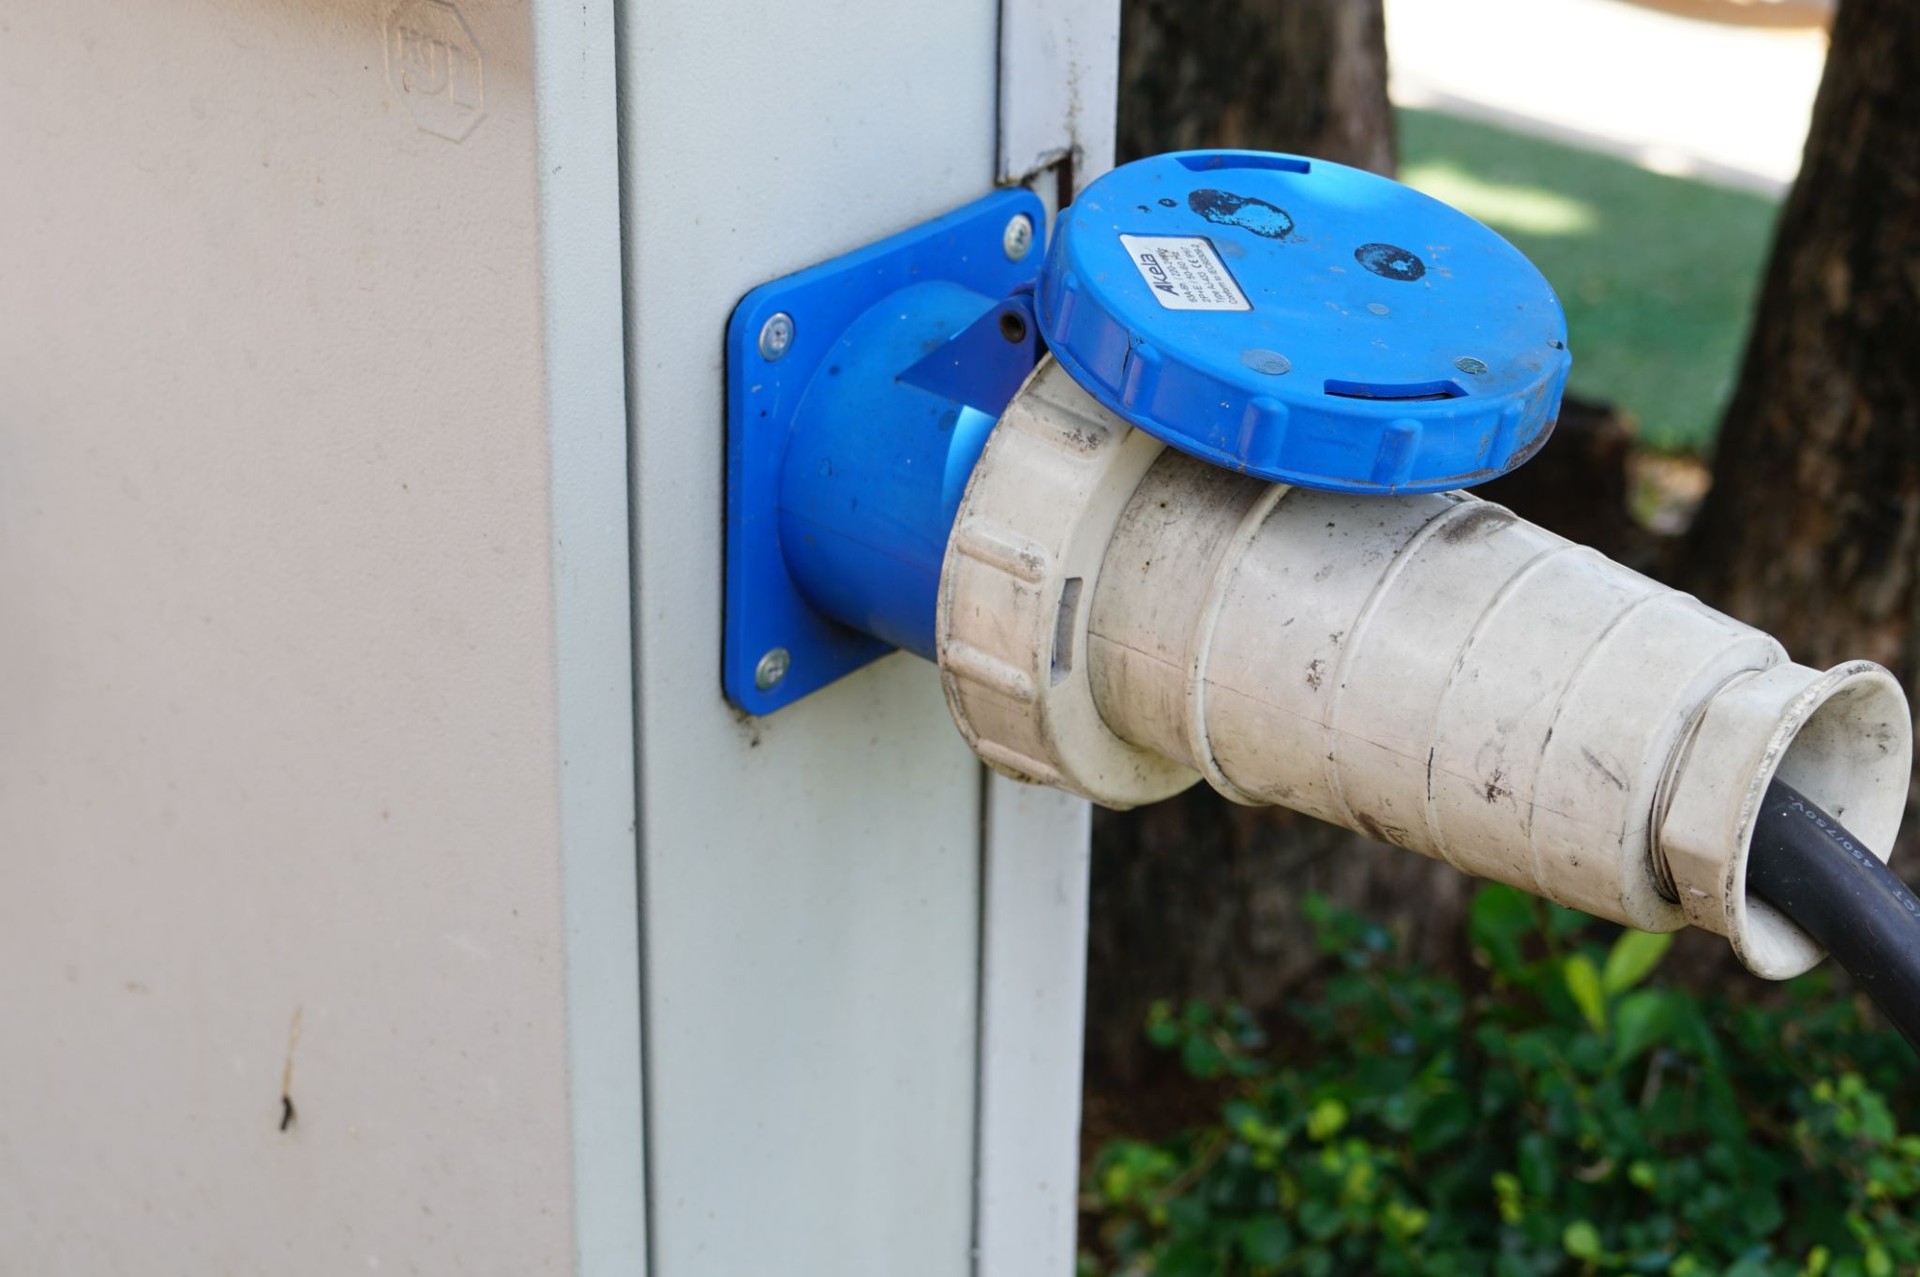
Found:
1116,0 -> 1395,172
1684,0 -> 1920,708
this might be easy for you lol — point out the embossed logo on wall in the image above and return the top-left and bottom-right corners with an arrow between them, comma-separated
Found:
385,0 -> 485,142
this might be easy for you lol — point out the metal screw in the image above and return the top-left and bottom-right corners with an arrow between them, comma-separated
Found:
1366,302 -> 1390,315
758,313 -> 795,361
754,647 -> 791,691
1002,213 -> 1035,262
1454,356 -> 1489,375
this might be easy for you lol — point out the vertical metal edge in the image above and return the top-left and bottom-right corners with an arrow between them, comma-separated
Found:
996,0 -> 1121,193
978,2 -> 1119,1268
534,1 -> 648,1271
623,2 -> 998,1268
973,776 -> 1096,1277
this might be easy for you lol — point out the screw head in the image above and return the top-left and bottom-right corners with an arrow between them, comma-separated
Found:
758,313 -> 795,361
1454,356 -> 1489,375
1002,213 -> 1035,262
754,647 -> 791,691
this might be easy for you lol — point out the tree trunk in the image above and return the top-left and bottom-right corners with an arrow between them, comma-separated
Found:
1089,0 -> 1405,1092
1116,0 -> 1395,172
1683,0 -> 1920,813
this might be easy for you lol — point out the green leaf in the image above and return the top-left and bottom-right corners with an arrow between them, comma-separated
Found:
1563,1220 -> 1603,1261
1239,1216 -> 1294,1267
1385,1201 -> 1431,1239
1180,1032 -> 1227,1080
1563,954 -> 1608,1034
1518,1132 -> 1556,1198
1298,1199 -> 1345,1242
1470,886 -> 1534,980
1611,989 -> 1682,1069
1492,1171 -> 1524,1225
1410,1088 -> 1473,1154
1306,1098 -> 1349,1143
1158,1236 -> 1219,1277
1145,1000 -> 1179,1048
1547,902 -> 1594,939
1602,929 -> 1673,996
1857,1090 -> 1898,1145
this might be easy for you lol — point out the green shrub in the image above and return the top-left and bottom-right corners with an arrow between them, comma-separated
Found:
1081,887 -> 1920,1277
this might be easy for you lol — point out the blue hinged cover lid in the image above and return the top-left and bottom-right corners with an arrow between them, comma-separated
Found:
1039,151 -> 1572,493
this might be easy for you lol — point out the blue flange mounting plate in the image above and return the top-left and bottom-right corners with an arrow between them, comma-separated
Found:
1038,151 -> 1572,493
726,186 -> 1046,715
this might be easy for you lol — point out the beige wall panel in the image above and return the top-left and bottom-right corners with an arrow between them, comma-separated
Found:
0,2 -> 607,1271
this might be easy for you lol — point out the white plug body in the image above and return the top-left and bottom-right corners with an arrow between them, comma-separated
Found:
940,360 -> 1912,977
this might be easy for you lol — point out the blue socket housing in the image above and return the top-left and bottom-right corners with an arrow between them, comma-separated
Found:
1039,151 -> 1572,493
724,188 -> 1044,714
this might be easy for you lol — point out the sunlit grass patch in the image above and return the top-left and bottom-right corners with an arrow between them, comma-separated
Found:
1398,108 -> 1781,453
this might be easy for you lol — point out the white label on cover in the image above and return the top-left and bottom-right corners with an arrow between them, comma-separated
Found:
1118,234 -> 1252,312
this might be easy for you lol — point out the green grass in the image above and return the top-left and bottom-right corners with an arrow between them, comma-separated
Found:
1397,107 -> 1781,453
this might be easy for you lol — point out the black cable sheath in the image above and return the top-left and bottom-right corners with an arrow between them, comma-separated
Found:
1747,778 -> 1920,1052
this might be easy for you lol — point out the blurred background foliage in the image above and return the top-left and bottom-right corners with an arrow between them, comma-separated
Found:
1081,891 -> 1920,1277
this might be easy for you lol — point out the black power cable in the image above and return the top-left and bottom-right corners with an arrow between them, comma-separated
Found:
1747,778 -> 1920,1052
